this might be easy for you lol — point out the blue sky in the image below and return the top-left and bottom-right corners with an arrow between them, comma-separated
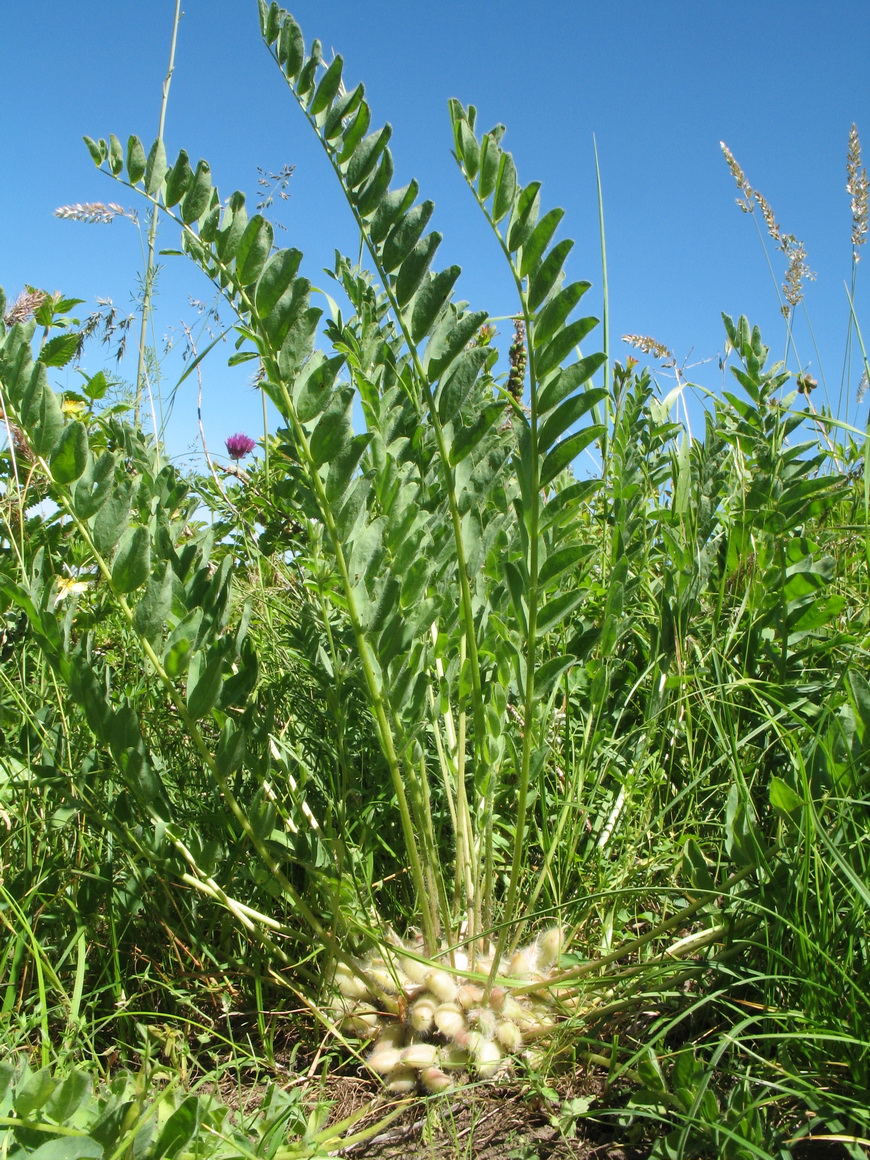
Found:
1,1 -> 868,467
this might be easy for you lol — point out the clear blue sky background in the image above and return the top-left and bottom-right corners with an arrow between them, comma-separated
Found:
1,1 -> 868,468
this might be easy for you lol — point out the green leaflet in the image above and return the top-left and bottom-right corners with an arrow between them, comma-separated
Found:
72,451 -> 116,519
133,561 -> 173,645
323,83 -> 365,141
92,475 -> 133,556
310,53 -> 344,117
424,309 -> 488,380
180,161 -> 213,223
538,353 -> 605,414
507,181 -> 541,253
536,315 -> 599,379
381,200 -> 435,272
539,544 -> 593,588
354,149 -> 395,217
126,134 -> 146,184
108,133 -> 124,176
528,239 -> 574,313
436,345 -> 488,423
492,151 -> 517,223
309,385 -> 354,467
111,526 -> 151,594
537,389 -> 603,457
277,15 -> 305,77
254,250 -> 304,339
410,265 -> 461,343
186,648 -> 225,720
144,137 -> 167,196
369,180 -> 418,245
50,420 -> 88,483
519,206 -> 564,278
235,215 -> 274,286
215,191 -> 248,262
164,149 -> 193,207
533,280 -> 591,348
536,589 -> 586,636
345,125 -> 392,189
395,232 -> 441,307
540,426 -> 605,488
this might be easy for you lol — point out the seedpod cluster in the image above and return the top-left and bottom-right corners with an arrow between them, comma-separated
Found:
329,929 -> 564,1091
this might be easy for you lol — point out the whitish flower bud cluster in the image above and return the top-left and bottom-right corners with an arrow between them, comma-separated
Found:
328,928 -> 563,1092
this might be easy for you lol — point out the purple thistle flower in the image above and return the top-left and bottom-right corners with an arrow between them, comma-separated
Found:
225,432 -> 256,460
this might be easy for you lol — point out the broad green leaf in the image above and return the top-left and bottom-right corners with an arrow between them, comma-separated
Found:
28,376 -> 65,455
395,232 -> 441,307
92,475 -> 132,556
292,352 -> 344,421
540,425 -> 604,488
15,1066 -> 57,1115
492,151 -> 517,223
277,306 -> 321,379
26,1138 -> 101,1160
447,402 -> 503,465
164,149 -> 193,207
507,180 -> 541,252
425,309 -> 488,380
180,160 -> 212,223
215,190 -> 248,261
82,135 -> 105,166
235,215 -> 273,285
262,0 -> 281,43
310,53 -> 344,116
349,516 -> 385,581
309,385 -> 353,467
533,280 -> 591,348
153,1096 -> 200,1160
126,135 -> 146,184
458,117 -> 480,178
410,265 -> 460,342
769,776 -> 804,817
50,420 -> 88,483
144,137 -> 168,196
216,718 -> 247,775
255,250 -> 304,337
536,315 -> 599,379
111,526 -> 151,593
345,125 -> 392,189
528,239 -> 575,313
83,369 -> 109,400
504,559 -> 528,632
382,200 -> 435,272
40,333 -> 80,368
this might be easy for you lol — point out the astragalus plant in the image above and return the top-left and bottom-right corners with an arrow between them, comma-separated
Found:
2,4 -> 868,1144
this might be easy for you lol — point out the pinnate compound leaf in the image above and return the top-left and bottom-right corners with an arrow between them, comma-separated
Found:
145,137 -> 168,196
235,215 -> 273,285
126,135 -> 146,184
50,420 -> 88,483
111,526 -> 151,594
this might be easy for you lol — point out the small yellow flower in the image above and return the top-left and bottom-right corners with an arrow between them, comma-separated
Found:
54,576 -> 92,606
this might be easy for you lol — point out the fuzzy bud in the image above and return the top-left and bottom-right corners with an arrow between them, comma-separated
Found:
367,1046 -> 403,1075
537,927 -> 563,970
420,1065 -> 453,1093
495,1019 -> 523,1052
424,969 -> 458,1003
434,1002 -> 466,1041
386,1066 -> 418,1093
402,1042 -> 439,1069
333,962 -> 371,1001
410,996 -> 437,1034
